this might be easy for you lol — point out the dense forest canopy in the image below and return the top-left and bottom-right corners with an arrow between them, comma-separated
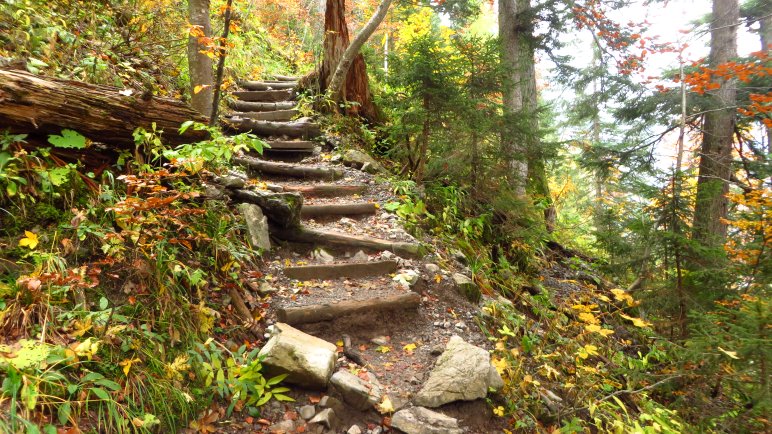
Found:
0,0 -> 769,433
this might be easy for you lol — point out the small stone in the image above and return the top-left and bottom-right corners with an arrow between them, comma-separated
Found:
330,153 -> 343,163
308,408 -> 336,430
347,425 -> 363,434
424,263 -> 440,274
381,251 -> 395,260
312,248 -> 335,264
443,321 -> 451,329
268,419 -> 295,433
352,250 -> 369,262
238,203 -> 271,252
370,336 -> 390,346
371,427 -> 383,434
299,405 -> 316,420
340,217 -> 355,225
258,282 -> 278,296
430,346 -> 444,356
409,376 -> 421,385
452,273 -> 480,302
433,321 -> 441,327
217,175 -> 246,189
391,407 -> 463,434
393,269 -> 420,288
455,322 -> 466,330
450,249 -> 468,265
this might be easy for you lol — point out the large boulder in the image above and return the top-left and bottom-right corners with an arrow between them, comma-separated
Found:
391,407 -> 464,434
330,369 -> 383,411
414,336 -> 503,407
342,149 -> 384,174
258,323 -> 336,389
238,203 -> 271,252
230,189 -> 302,228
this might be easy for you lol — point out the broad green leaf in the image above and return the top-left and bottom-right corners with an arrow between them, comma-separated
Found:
48,129 -> 87,149
91,387 -> 110,400
58,402 -> 72,425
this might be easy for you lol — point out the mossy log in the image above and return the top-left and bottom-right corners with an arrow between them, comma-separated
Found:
0,69 -> 208,147
271,225 -> 425,258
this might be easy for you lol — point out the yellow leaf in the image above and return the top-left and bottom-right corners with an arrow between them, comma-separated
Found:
193,84 -> 210,94
336,340 -> 344,347
493,406 -> 505,417
434,274 -> 442,283
718,347 -> 739,360
377,395 -> 394,414
403,343 -> 417,354
376,345 -> 391,353
18,231 -> 39,249
578,312 -> 599,324
619,313 -> 652,328
119,357 -> 141,376
492,357 -> 508,375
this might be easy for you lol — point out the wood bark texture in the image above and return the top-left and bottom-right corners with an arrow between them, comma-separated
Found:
187,0 -> 214,117
318,0 -> 379,122
277,292 -> 420,325
0,69 -> 208,147
692,0 -> 739,246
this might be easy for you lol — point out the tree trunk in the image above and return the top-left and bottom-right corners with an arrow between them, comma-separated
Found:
0,69 -> 208,148
692,0 -> 739,247
318,0 -> 379,122
499,0 -> 554,229
187,0 -> 214,117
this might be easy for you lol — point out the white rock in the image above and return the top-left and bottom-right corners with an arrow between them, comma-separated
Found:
391,407 -> 463,434
258,323 -> 336,389
414,335 -> 503,407
330,370 -> 383,411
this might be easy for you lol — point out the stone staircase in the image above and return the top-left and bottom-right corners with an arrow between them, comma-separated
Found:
222,76 -> 506,434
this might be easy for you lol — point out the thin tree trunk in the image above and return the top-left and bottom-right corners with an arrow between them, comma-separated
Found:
692,0 -> 739,248
210,0 -> 234,126
187,0 -> 214,117
327,0 -> 392,99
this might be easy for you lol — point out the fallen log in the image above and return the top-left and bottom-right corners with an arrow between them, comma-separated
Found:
277,292 -> 420,325
271,74 -> 300,82
301,202 -> 376,218
281,184 -> 367,197
0,69 -> 208,147
232,89 -> 294,102
239,80 -> 298,91
265,140 -> 316,150
284,260 -> 398,280
228,100 -> 297,112
226,118 -> 321,139
271,225 -> 425,258
233,156 -> 343,180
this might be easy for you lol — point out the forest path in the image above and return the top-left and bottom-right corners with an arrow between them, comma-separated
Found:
218,77 -> 508,434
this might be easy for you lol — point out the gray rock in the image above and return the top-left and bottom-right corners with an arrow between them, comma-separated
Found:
343,149 -> 384,173
391,407 -> 463,434
352,250 -> 370,262
215,174 -> 246,189
424,263 -> 440,274
347,425 -> 363,434
452,273 -> 480,302
238,203 -> 271,252
308,408 -> 337,430
370,336 -> 389,346
370,427 -> 383,434
231,189 -> 303,228
381,250 -> 395,260
258,323 -> 337,389
257,282 -> 278,296
312,248 -> 335,264
330,369 -> 383,411
299,404 -> 316,420
450,249 -> 468,265
414,336 -> 503,407
318,395 -> 344,413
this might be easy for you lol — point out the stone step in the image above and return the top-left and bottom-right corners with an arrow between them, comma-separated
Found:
232,109 -> 299,122
226,118 -> 321,140
234,156 -> 344,180
280,183 -> 368,198
239,80 -> 298,91
228,100 -> 297,112
277,292 -> 420,325
232,89 -> 294,103
284,260 -> 398,281
265,140 -> 316,150
271,225 -> 425,258
301,202 -> 376,219
270,74 -> 300,82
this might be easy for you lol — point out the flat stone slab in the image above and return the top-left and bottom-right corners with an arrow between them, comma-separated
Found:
258,323 -> 336,389
277,292 -> 421,325
391,407 -> 464,434
414,335 -> 503,407
284,260 -> 398,280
